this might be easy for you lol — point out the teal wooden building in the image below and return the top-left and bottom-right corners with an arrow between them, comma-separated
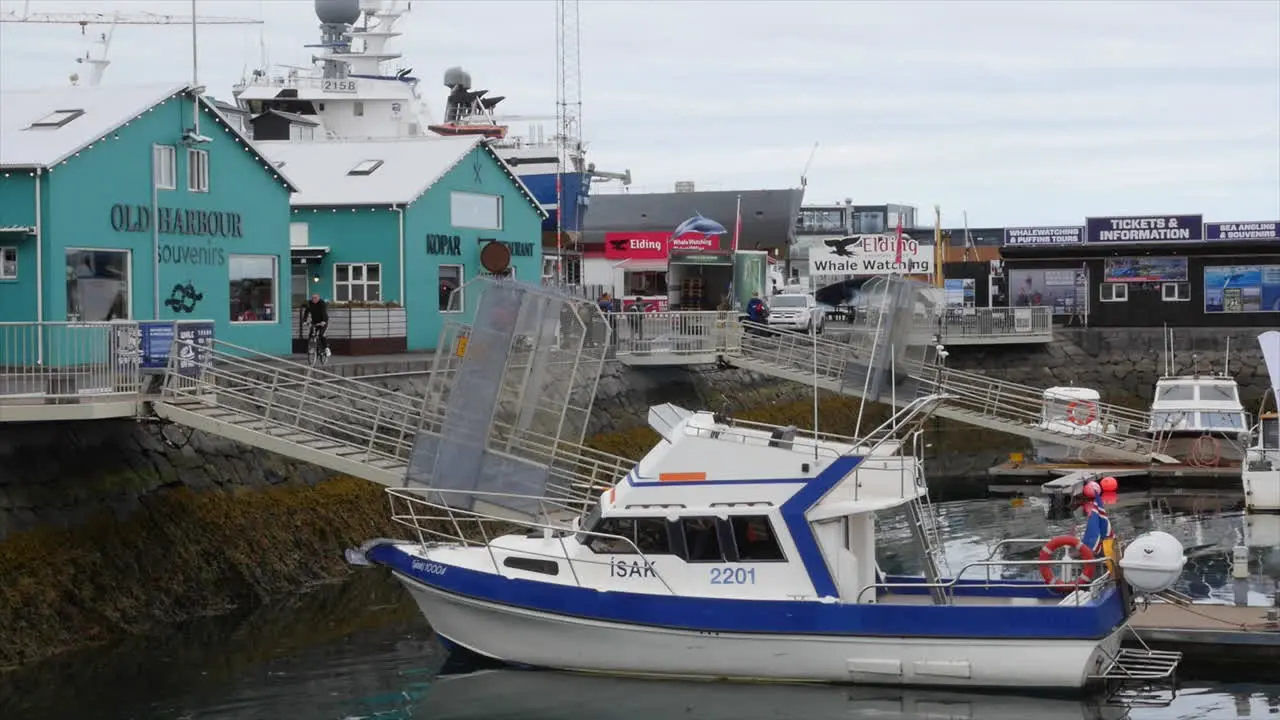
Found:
0,82 -> 296,357
258,136 -> 546,352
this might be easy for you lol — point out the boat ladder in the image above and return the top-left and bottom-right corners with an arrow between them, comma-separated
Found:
906,484 -> 950,605
1091,626 -> 1182,707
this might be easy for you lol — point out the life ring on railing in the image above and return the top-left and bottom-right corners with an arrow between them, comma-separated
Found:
1189,434 -> 1221,467
1038,535 -> 1096,592
1066,401 -> 1097,426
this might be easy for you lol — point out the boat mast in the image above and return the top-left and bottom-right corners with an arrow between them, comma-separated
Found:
555,0 -> 582,284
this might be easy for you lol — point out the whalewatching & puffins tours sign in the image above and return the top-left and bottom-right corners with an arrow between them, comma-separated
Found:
1003,226 -> 1085,247
808,234 -> 934,276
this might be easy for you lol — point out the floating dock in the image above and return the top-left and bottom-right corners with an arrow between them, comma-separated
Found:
988,461 -> 1240,500
1127,602 -> 1280,681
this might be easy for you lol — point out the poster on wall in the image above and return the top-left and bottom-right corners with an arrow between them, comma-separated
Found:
944,278 -> 975,310
1102,257 -> 1188,283
1008,268 -> 1086,315
1203,265 -> 1280,313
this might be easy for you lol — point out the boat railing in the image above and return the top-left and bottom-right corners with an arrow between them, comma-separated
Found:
855,556 -> 1114,605
385,486 -> 679,595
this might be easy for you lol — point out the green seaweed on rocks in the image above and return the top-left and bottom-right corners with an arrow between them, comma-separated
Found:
0,475 -> 399,669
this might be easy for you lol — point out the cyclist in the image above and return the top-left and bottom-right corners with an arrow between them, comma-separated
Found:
301,293 -> 330,359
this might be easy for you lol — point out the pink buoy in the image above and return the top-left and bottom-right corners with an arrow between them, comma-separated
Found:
1100,476 -> 1118,492
1083,480 -> 1101,498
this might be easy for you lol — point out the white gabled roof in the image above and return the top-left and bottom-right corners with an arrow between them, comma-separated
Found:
0,82 -> 189,168
256,137 -> 546,216
0,82 -> 297,192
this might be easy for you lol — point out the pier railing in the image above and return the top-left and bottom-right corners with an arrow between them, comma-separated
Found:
608,311 -> 741,360
0,320 -> 142,406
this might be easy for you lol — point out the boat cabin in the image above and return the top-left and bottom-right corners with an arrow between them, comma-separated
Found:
1148,376 -> 1248,435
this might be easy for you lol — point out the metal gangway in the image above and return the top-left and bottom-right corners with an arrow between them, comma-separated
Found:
151,343 -> 631,507
720,279 -> 1174,465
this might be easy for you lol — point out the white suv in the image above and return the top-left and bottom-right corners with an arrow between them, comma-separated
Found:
766,293 -> 826,334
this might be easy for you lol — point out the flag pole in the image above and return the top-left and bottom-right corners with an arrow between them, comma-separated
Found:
963,210 -> 972,263
733,194 -> 742,253
933,204 -> 943,288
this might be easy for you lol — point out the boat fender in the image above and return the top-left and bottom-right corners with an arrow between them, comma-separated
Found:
1038,535 -> 1097,592
1066,400 -> 1097,426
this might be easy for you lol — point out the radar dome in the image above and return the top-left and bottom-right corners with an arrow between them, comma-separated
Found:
443,66 -> 472,90
315,0 -> 360,25
1118,531 -> 1186,594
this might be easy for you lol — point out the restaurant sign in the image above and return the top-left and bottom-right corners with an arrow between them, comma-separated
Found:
1084,214 -> 1203,243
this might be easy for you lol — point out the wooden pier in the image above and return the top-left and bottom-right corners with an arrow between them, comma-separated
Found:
987,461 -> 1241,501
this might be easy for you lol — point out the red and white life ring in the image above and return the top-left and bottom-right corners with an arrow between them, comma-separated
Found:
1066,401 -> 1097,426
1038,535 -> 1097,593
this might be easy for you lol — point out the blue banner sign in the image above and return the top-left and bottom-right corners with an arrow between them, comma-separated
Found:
1103,257 -> 1188,283
139,320 -> 214,373
1204,221 -> 1279,242
1003,226 -> 1085,246
1085,214 -> 1203,243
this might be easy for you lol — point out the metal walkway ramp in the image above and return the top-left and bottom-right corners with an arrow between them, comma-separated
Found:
723,325 -> 1174,465
151,339 -> 632,503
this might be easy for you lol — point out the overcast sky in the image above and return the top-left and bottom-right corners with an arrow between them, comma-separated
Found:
2,0 -> 1278,226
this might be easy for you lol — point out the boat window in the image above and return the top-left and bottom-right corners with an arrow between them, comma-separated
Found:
583,516 -> 674,555
586,518 -> 637,554
1151,412 -> 1186,430
1199,384 -> 1238,403
1200,412 -> 1245,430
1156,385 -> 1196,402
682,518 -> 723,562
730,516 -> 786,561
503,556 -> 559,576
1263,417 -> 1280,449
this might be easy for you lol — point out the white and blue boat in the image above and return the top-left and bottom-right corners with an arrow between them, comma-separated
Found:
350,400 -> 1189,692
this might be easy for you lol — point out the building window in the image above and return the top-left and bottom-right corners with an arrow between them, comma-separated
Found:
353,101 -> 364,117
729,516 -> 786,561
335,262 -> 382,302
28,108 -> 85,129
450,191 -> 503,230
1099,282 -> 1128,303
439,264 -> 463,312
347,159 -> 384,176
624,271 -> 667,297
65,249 -> 130,321
187,148 -> 210,192
1162,282 -> 1190,302
229,255 -> 277,323
153,145 -> 176,190
0,247 -> 16,279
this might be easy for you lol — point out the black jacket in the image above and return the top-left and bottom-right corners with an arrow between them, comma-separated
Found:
301,299 -> 329,324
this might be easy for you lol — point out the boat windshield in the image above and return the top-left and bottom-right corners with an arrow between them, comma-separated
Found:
1261,417 -> 1280,449
1199,412 -> 1245,431
1151,411 -> 1188,430
574,501 -> 603,544
1155,385 -> 1196,402
1199,384 -> 1239,404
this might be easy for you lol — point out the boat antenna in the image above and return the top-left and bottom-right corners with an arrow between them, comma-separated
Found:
812,296 -> 820,461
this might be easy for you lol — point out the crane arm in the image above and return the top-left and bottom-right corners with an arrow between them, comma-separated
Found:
0,11 -> 263,25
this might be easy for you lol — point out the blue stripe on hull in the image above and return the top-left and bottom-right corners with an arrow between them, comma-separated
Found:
517,172 -> 592,233
369,546 -> 1126,641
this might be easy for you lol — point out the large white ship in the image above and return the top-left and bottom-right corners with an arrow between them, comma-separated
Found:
231,0 -> 627,238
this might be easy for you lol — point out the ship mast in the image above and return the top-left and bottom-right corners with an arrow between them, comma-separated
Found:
554,0 -> 582,284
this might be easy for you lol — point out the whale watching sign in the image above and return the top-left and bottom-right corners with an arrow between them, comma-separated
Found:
1003,226 -> 1084,246
808,234 -> 934,276
1084,214 -> 1203,243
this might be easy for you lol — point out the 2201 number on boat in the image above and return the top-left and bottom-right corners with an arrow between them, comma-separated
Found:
710,567 -> 757,585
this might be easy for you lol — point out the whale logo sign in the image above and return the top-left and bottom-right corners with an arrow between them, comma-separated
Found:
670,213 -> 728,252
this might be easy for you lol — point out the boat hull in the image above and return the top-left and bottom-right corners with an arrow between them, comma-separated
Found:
393,571 -> 1122,691
511,170 -> 592,233
1152,433 -> 1246,464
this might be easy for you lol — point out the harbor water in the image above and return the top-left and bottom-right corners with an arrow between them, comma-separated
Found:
2,494 -> 1277,720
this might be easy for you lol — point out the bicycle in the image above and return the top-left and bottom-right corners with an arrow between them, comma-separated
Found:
306,322 -> 330,367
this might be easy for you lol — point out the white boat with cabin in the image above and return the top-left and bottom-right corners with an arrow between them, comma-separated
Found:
1032,386 -> 1111,464
347,275 -> 1186,695
1243,330 -> 1280,512
349,400 -> 1187,692
1148,375 -> 1249,465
